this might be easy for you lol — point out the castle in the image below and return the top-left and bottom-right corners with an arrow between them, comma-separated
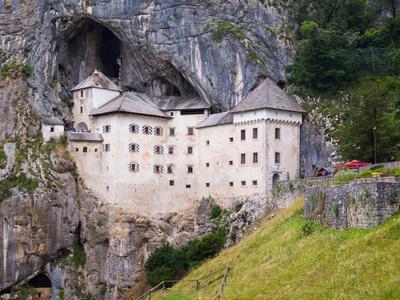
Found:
43,71 -> 303,215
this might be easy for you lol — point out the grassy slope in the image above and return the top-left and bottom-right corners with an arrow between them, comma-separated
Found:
161,197 -> 400,299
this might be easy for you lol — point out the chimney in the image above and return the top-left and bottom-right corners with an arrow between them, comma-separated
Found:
92,70 -> 100,86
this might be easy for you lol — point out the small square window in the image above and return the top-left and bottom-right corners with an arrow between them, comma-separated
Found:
275,128 -> 281,139
167,165 -> 173,174
169,180 -> 175,186
187,127 -> 194,135
75,148 -> 79,152
80,90 -> 84,98
169,128 -> 176,136
241,153 -> 246,164
50,127 -> 55,132
229,160 -> 233,165
275,152 -> 281,164
229,137 -> 234,142
95,148 -> 98,152
253,152 -> 258,164
170,112 -> 174,116
187,146 -> 193,154
229,182 -> 234,187
83,147 -> 88,153
206,163 -> 210,167
252,180 -> 258,186
80,106 -> 83,114
206,140 -> 210,145
206,183 -> 210,187
253,128 -> 258,139
187,165 -> 194,174
240,129 -> 246,141
186,184 -> 191,189
241,181 -> 246,186
168,146 -> 174,154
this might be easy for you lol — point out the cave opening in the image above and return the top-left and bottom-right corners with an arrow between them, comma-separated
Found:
57,18 -> 202,101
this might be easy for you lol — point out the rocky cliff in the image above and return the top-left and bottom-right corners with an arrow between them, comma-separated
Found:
0,0 -> 302,298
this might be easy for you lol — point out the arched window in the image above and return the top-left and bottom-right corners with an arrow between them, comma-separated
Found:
153,165 -> 164,174
154,145 -> 164,154
154,127 -> 164,136
129,162 -> 140,173
142,126 -> 152,135
272,173 -> 280,187
102,143 -> 111,152
76,122 -> 88,132
128,143 -> 140,152
103,125 -> 111,133
129,124 -> 139,133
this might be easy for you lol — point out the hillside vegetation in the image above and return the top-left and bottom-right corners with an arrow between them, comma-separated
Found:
159,197 -> 400,299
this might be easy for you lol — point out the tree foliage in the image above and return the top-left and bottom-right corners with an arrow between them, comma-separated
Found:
287,0 -> 400,162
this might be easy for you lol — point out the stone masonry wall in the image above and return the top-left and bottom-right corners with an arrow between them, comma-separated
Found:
304,180 -> 400,229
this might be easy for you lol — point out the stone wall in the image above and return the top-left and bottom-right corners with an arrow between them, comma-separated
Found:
304,179 -> 400,229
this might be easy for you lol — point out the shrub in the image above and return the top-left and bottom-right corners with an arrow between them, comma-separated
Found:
212,20 -> 246,42
234,202 -> 243,213
300,21 -> 319,38
71,243 -> 86,268
21,64 -> 33,78
334,170 -> 358,184
210,204 -> 222,219
0,144 -> 7,169
302,221 -> 315,236
59,134 -> 68,146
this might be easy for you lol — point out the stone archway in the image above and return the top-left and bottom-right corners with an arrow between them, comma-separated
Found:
75,122 -> 88,132
272,173 -> 281,187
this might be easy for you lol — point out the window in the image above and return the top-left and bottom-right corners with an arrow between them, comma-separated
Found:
206,183 -> 210,187
50,127 -> 55,132
275,152 -> 281,164
229,137 -> 234,142
275,128 -> 281,139
253,128 -> 258,139
229,182 -> 234,187
129,162 -> 140,173
229,160 -> 233,165
206,140 -> 210,145
75,148 -> 79,152
187,127 -> 194,135
154,145 -> 164,154
206,163 -> 210,167
187,165 -> 193,174
167,165 -> 173,174
253,152 -> 258,164
181,109 -> 204,115
80,90 -> 83,98
252,180 -> 258,186
153,165 -> 164,174
128,143 -> 140,152
187,146 -> 193,154
106,186 -> 110,192
80,106 -> 83,114
83,147 -> 88,153
241,181 -> 246,186
241,153 -> 246,164
170,112 -> 174,116
186,184 -> 191,189
129,124 -> 139,133
169,128 -> 176,136
142,126 -> 152,135
95,148 -> 98,152
154,127 -> 164,136
102,144 -> 111,152
169,180 -> 175,186
103,125 -> 111,133
168,146 -> 174,154
240,129 -> 246,140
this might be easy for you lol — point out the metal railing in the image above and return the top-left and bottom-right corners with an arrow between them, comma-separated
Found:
138,265 -> 230,300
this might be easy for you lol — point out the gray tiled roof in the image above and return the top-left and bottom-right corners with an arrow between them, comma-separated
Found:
70,70 -> 120,92
90,92 -> 171,118
196,112 -> 233,129
230,78 -> 304,113
42,117 -> 64,126
68,132 -> 104,142
154,96 -> 211,111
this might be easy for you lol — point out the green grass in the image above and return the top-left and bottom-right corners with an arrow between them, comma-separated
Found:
161,197 -> 400,299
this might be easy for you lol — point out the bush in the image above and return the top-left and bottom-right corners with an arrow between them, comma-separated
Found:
210,204 -> 222,219
21,64 -> 33,78
334,170 -> 358,184
71,243 -> 86,268
0,144 -> 7,169
302,221 -> 315,236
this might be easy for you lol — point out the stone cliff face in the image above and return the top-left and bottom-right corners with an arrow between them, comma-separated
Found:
0,0 -> 298,298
